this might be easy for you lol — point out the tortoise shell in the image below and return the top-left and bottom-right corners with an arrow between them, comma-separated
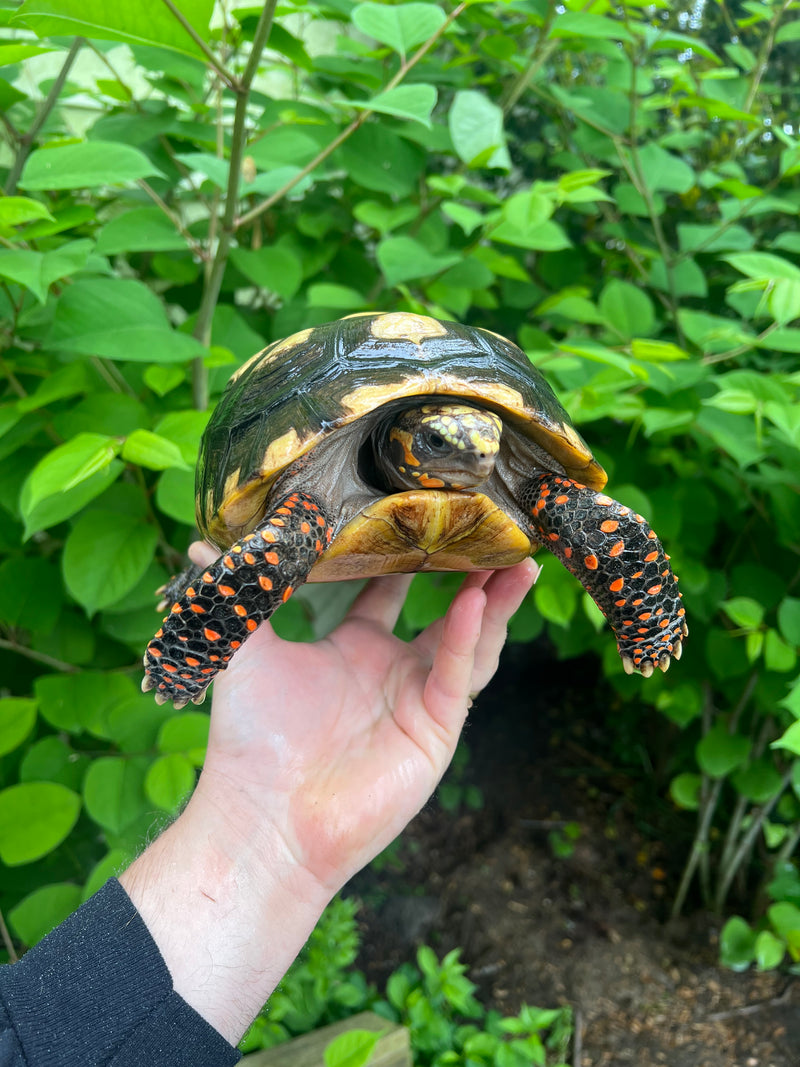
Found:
197,312 -> 606,549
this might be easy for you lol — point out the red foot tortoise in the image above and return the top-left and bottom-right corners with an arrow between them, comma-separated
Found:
143,312 -> 687,708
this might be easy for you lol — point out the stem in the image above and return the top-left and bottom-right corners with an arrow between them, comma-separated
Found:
0,906 -> 17,964
159,0 -> 236,88
190,0 -> 278,410
4,38 -> 83,195
236,3 -> 466,232
0,637 -> 79,674
713,768 -> 793,913
137,179 -> 206,259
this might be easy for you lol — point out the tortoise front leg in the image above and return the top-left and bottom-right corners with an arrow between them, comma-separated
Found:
142,492 -> 333,708
523,473 -> 688,676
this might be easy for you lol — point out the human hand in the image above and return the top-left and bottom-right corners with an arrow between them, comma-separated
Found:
194,551 -> 540,893
121,556 -> 538,1043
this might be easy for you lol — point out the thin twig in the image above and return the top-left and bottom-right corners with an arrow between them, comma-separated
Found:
4,38 -> 84,195
0,638 -> 80,673
0,906 -> 17,963
190,0 -> 278,410
707,982 -> 794,1023
159,0 -> 236,88
137,178 -> 206,259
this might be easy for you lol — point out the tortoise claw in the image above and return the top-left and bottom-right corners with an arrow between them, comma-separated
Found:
153,690 -> 168,705
191,691 -> 207,706
141,674 -> 155,692
673,639 -> 683,661
639,659 -> 654,679
659,653 -> 671,673
622,655 -> 635,676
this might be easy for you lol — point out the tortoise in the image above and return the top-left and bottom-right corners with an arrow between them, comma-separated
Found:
143,312 -> 687,708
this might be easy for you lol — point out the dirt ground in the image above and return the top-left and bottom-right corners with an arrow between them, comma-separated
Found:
352,643 -> 799,1067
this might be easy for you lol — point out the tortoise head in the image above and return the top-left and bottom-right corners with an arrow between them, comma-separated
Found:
376,402 -> 503,491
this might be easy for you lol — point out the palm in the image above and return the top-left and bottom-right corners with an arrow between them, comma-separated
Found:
198,560 -> 537,891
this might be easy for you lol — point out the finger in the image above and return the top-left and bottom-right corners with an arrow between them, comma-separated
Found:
188,540 -> 218,568
346,573 -> 414,630
422,585 -> 486,738
471,559 -> 540,693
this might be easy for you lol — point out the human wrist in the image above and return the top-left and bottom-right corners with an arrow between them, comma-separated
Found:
119,776 -> 333,1045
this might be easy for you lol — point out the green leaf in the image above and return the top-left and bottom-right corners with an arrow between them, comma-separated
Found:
599,280 -> 655,340
122,429 -> 191,471
491,192 -> 569,251
14,0 -> 214,59
20,141 -> 162,191
63,511 -> 158,615
351,2 -> 446,56
695,725 -> 751,778
352,84 -> 436,128
720,916 -> 756,971
0,782 -> 81,865
83,756 -> 147,833
0,42 -> 56,64
723,252 -> 800,281
22,461 -> 124,539
0,558 -> 63,635
0,698 -> 37,756
721,596 -> 764,630
49,278 -> 207,363
229,246 -> 303,301
776,20 -> 800,44
441,202 -> 485,236
9,883 -> 82,946
449,90 -> 510,171
0,196 -> 55,230
145,753 -> 196,813
549,10 -> 633,41
157,711 -> 209,766
144,365 -> 185,397
96,207 -> 190,254
324,1029 -> 382,1067
0,241 -> 91,303
307,283 -> 367,310
769,279 -> 800,326
637,144 -> 695,194
669,773 -> 701,810
767,902 -> 800,961
630,339 -> 690,363
23,433 -> 121,516
377,236 -> 460,286
755,930 -> 785,971
778,598 -> 800,647
764,628 -> 797,673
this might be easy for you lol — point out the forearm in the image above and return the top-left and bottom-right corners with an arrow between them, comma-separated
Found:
119,775 -> 332,1045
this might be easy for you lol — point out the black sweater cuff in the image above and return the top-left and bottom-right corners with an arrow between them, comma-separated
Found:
0,877 -> 241,1066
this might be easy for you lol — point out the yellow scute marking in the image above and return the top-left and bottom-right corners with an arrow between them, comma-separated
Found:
340,374 -> 524,417
231,329 -> 313,382
369,313 -> 449,344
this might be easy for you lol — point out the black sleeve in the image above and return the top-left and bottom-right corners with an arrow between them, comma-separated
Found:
0,878 -> 241,1067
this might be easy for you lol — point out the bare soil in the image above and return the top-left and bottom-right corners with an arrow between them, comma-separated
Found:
352,643 -> 799,1066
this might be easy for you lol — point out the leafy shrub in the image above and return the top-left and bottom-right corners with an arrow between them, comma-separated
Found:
0,0 -> 798,975
243,897 -> 572,1066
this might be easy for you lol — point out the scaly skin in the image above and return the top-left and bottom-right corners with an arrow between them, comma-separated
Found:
142,492 -> 332,708
524,473 -> 687,675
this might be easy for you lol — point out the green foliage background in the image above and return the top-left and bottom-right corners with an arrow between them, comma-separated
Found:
1,0 -> 800,986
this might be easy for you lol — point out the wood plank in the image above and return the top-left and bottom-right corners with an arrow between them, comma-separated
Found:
242,1010 -> 411,1067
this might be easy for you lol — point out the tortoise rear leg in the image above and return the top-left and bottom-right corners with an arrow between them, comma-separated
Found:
142,492 -> 333,708
523,473 -> 688,676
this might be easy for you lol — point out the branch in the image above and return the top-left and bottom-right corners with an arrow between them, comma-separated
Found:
4,38 -> 83,195
159,0 -> 236,89
0,637 -> 80,674
236,2 -> 466,231
190,0 -> 278,410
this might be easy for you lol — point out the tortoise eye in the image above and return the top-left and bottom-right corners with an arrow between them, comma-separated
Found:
428,432 -> 446,449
